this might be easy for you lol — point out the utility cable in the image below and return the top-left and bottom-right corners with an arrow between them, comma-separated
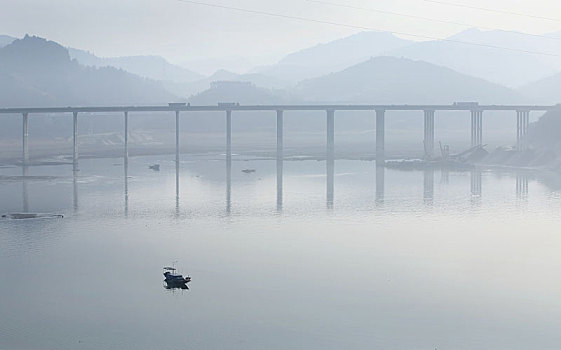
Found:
175,0 -> 561,58
305,0 -> 561,41
421,0 -> 561,23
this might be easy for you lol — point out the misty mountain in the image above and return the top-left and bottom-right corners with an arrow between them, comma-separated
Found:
175,69 -> 292,98
180,56 -> 264,76
0,35 -> 16,48
0,35 -> 175,107
295,56 -> 521,104
256,31 -> 411,83
188,80 -> 292,105
518,73 -> 561,104
68,48 -> 203,83
387,29 -> 559,88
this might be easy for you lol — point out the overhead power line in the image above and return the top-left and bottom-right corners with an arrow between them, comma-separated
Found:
175,0 -> 561,58
421,0 -> 561,23
306,0 -> 561,41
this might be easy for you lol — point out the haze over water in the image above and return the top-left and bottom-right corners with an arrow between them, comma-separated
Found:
2,155 -> 561,350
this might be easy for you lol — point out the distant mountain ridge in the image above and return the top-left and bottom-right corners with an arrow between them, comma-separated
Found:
68,48 -> 203,83
386,29 -> 560,88
256,31 -> 411,83
295,56 -> 521,104
255,28 -> 561,89
0,35 -> 175,107
519,72 -> 561,104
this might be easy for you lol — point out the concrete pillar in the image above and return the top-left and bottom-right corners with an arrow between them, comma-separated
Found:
22,112 -> 29,166
124,112 -> 129,216
478,110 -> 483,146
326,110 -> 335,208
226,110 -> 232,213
470,110 -> 483,147
522,111 -> 530,150
276,110 -> 284,210
520,111 -> 528,151
73,111 -> 78,171
226,110 -> 232,160
376,109 -> 385,166
175,110 -> 180,199
326,109 -> 334,160
517,110 -> 530,151
124,111 -> 129,168
423,110 -> 435,159
471,110 -> 475,147
516,111 -> 520,150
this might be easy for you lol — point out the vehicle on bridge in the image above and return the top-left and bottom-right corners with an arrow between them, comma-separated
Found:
218,102 -> 240,108
453,102 -> 479,107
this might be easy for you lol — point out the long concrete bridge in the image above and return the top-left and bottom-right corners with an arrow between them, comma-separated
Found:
1,103 -> 557,169
2,103 -> 549,211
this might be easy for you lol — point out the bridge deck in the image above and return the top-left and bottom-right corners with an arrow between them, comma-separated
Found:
0,104 -> 558,114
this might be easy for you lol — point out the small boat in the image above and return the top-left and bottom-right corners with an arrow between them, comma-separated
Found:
241,169 -> 256,173
149,164 -> 160,171
163,266 -> 191,284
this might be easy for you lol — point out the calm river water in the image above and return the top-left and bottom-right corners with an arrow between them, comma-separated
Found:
1,155 -> 561,350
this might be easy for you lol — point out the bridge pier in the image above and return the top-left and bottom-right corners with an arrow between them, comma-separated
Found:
424,110 -> 435,159
226,110 -> 232,213
124,111 -> 129,169
516,110 -> 530,151
326,109 -> 335,208
277,110 -> 284,210
175,110 -> 180,199
376,110 -> 385,166
124,111 -> 129,216
73,111 -> 78,171
22,112 -> 29,166
470,110 -> 483,147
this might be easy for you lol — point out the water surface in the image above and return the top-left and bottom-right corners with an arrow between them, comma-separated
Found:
1,155 -> 561,350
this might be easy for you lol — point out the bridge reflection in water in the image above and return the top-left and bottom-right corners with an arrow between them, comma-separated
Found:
15,158 -> 534,215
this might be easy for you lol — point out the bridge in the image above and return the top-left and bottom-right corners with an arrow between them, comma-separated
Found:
2,103 -> 551,210
1,103 -> 557,170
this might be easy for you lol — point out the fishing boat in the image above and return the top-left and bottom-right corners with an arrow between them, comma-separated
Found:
163,266 -> 191,285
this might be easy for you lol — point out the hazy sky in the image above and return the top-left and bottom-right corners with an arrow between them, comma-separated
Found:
2,0 -> 561,72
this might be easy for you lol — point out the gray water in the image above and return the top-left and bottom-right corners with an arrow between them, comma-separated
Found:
2,155 -> 561,350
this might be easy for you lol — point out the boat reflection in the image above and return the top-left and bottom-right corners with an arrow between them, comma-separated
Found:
163,280 -> 190,290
